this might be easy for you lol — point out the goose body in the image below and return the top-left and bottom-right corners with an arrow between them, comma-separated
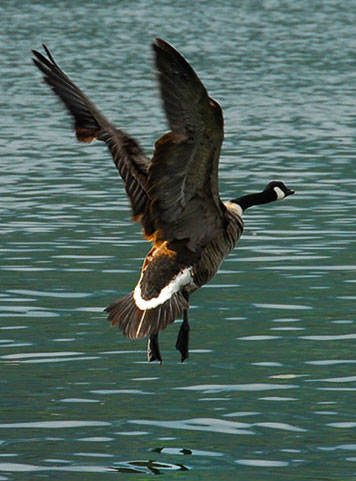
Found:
33,39 -> 294,363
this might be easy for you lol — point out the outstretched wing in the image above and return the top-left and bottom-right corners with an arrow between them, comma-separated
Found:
32,46 -> 152,232
148,38 -> 226,254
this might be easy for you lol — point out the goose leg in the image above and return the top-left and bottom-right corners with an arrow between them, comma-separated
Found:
147,333 -> 162,364
176,309 -> 190,362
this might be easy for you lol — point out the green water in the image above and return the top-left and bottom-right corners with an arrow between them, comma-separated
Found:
1,0 -> 356,479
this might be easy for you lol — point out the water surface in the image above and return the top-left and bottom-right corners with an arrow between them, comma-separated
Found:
1,0 -> 356,479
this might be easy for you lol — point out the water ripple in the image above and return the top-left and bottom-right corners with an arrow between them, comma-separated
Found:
176,383 -> 298,393
1,351 -> 82,360
235,459 -> 289,467
254,422 -> 306,432
90,389 -> 152,395
7,289 -> 91,298
254,303 -> 312,310
305,360 -> 356,365
60,398 -> 100,403
0,421 -> 110,429
327,422 -> 356,429
308,375 -> 356,383
0,351 -> 103,365
238,335 -> 282,341
301,334 -> 356,341
130,418 -> 254,435
0,462 -> 112,473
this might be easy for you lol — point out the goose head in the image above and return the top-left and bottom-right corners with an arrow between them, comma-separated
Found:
264,181 -> 295,200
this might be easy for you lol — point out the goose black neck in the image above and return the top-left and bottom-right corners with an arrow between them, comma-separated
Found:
232,189 -> 276,211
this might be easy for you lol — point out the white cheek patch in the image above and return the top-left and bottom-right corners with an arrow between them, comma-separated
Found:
274,186 -> 286,200
133,267 -> 192,310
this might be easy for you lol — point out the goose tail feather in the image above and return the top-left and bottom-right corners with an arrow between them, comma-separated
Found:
104,292 -> 189,339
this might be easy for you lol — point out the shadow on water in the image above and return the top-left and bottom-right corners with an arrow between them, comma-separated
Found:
111,459 -> 189,475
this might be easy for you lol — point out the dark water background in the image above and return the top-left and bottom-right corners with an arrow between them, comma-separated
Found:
1,0 -> 356,479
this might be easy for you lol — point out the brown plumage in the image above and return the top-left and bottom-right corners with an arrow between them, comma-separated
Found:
32,39 -> 294,363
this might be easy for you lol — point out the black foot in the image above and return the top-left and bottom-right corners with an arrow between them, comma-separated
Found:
147,334 -> 162,364
175,311 -> 190,363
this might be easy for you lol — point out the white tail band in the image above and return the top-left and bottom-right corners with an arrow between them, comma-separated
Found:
133,267 -> 192,310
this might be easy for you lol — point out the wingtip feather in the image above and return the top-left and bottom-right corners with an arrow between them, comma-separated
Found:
152,38 -> 176,55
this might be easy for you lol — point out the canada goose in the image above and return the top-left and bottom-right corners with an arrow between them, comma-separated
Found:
32,39 -> 294,364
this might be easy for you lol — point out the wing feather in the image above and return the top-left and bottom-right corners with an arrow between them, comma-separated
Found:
148,39 -> 225,253
32,46 -> 152,230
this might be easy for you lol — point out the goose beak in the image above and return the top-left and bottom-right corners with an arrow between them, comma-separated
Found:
286,188 -> 295,197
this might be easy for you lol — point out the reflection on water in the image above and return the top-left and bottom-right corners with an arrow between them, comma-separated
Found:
112,459 -> 189,474
2,0 -> 356,479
